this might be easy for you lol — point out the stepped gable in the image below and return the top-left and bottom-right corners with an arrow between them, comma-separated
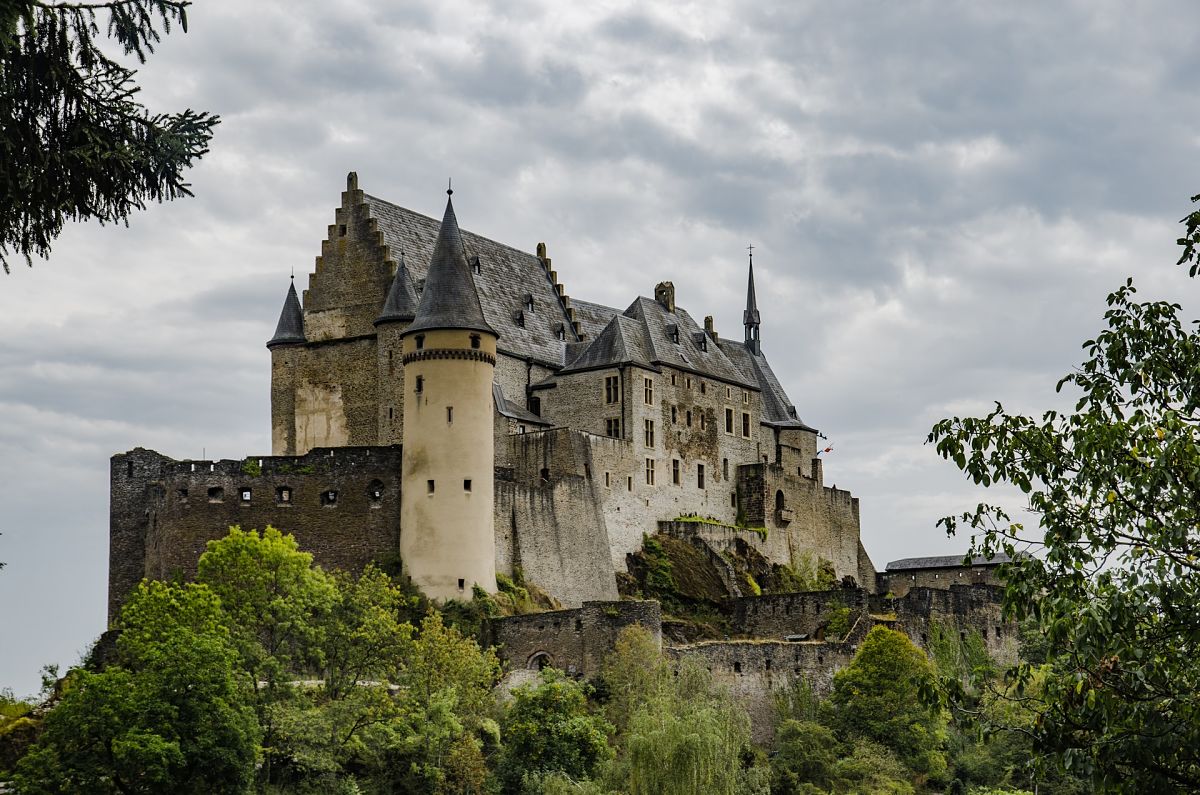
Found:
363,193 -> 575,362
267,280 -> 305,347
558,313 -> 656,374
719,339 -> 815,430
623,296 -> 756,388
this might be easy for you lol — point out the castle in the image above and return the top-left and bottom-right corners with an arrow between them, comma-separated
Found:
108,174 -> 1014,736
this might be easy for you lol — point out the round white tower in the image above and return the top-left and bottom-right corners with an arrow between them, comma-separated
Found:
399,189 -> 498,601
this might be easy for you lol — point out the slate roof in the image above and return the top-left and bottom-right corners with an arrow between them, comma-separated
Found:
267,280 -> 305,347
375,253 -> 420,325
720,340 -> 816,430
364,194 -> 576,364
622,297 -> 757,388
559,313 -> 656,374
493,383 -> 552,426
885,553 -> 1014,571
570,298 -> 620,340
405,195 -> 496,337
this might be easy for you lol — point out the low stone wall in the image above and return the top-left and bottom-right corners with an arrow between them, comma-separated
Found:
481,600 -> 662,678
669,640 -> 856,744
726,588 -> 869,640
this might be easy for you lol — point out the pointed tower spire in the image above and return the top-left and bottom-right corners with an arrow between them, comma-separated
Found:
267,278 -> 305,348
375,253 -> 420,325
743,244 -> 761,354
404,191 -> 497,337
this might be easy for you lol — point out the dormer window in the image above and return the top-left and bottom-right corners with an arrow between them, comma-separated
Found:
515,310 -> 525,328
523,293 -> 534,312
555,323 -> 565,341
667,324 -> 680,344
469,255 -> 481,275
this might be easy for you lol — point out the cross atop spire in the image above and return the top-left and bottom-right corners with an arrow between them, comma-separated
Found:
743,245 -> 761,354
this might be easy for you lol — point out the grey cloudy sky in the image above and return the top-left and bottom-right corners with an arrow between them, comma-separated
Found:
2,0 -> 1198,696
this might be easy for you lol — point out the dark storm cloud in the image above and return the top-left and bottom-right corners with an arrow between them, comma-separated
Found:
3,0 -> 1199,696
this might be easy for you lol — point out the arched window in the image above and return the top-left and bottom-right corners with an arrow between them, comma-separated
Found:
775,490 -> 785,512
528,651 -> 553,670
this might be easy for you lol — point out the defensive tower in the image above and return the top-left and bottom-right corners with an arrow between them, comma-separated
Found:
399,188 -> 499,600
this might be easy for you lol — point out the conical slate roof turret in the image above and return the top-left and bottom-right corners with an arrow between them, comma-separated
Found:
404,189 -> 497,337
375,253 -> 420,325
267,279 -> 305,348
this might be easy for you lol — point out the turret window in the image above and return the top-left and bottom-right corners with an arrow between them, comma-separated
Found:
464,479 -> 472,492
427,480 -> 435,494
415,376 -> 424,393
470,334 -> 480,349
415,335 -> 425,350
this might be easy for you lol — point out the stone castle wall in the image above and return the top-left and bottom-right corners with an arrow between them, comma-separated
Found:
877,563 -> 1004,598
109,446 -> 403,621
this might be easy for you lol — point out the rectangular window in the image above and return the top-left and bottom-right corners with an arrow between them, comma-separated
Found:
700,413 -> 707,430
606,417 -> 622,438
627,476 -> 633,491
731,491 -> 737,507
604,472 -> 611,488
726,386 -> 732,399
672,459 -> 680,485
671,373 -> 677,386
700,382 -> 706,394
671,406 -> 677,423
463,479 -> 472,492
742,412 -> 751,437
644,419 -> 655,448
743,391 -> 750,405
447,406 -> 454,423
645,458 -> 655,485
697,463 -> 706,489
686,410 -> 692,427
686,377 -> 692,390
605,375 -> 620,404
427,480 -> 435,494
644,377 -> 653,405
725,408 -> 734,434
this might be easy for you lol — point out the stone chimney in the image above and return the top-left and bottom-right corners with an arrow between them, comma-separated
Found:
654,281 -> 676,313
704,315 -> 717,341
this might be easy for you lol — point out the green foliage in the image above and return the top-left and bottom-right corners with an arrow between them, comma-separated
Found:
771,719 -> 840,792
929,268 -> 1200,790
0,0 -> 218,272
13,581 -> 259,793
776,551 -> 838,593
240,457 -> 262,477
831,626 -> 947,780
498,669 -> 614,793
824,606 -> 852,641
926,622 -> 994,685
744,572 -> 762,596
641,534 -> 677,594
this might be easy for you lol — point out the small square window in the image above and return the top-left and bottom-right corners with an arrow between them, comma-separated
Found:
276,486 -> 292,504
240,489 -> 252,502
207,486 -> 224,502
321,490 -> 338,506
